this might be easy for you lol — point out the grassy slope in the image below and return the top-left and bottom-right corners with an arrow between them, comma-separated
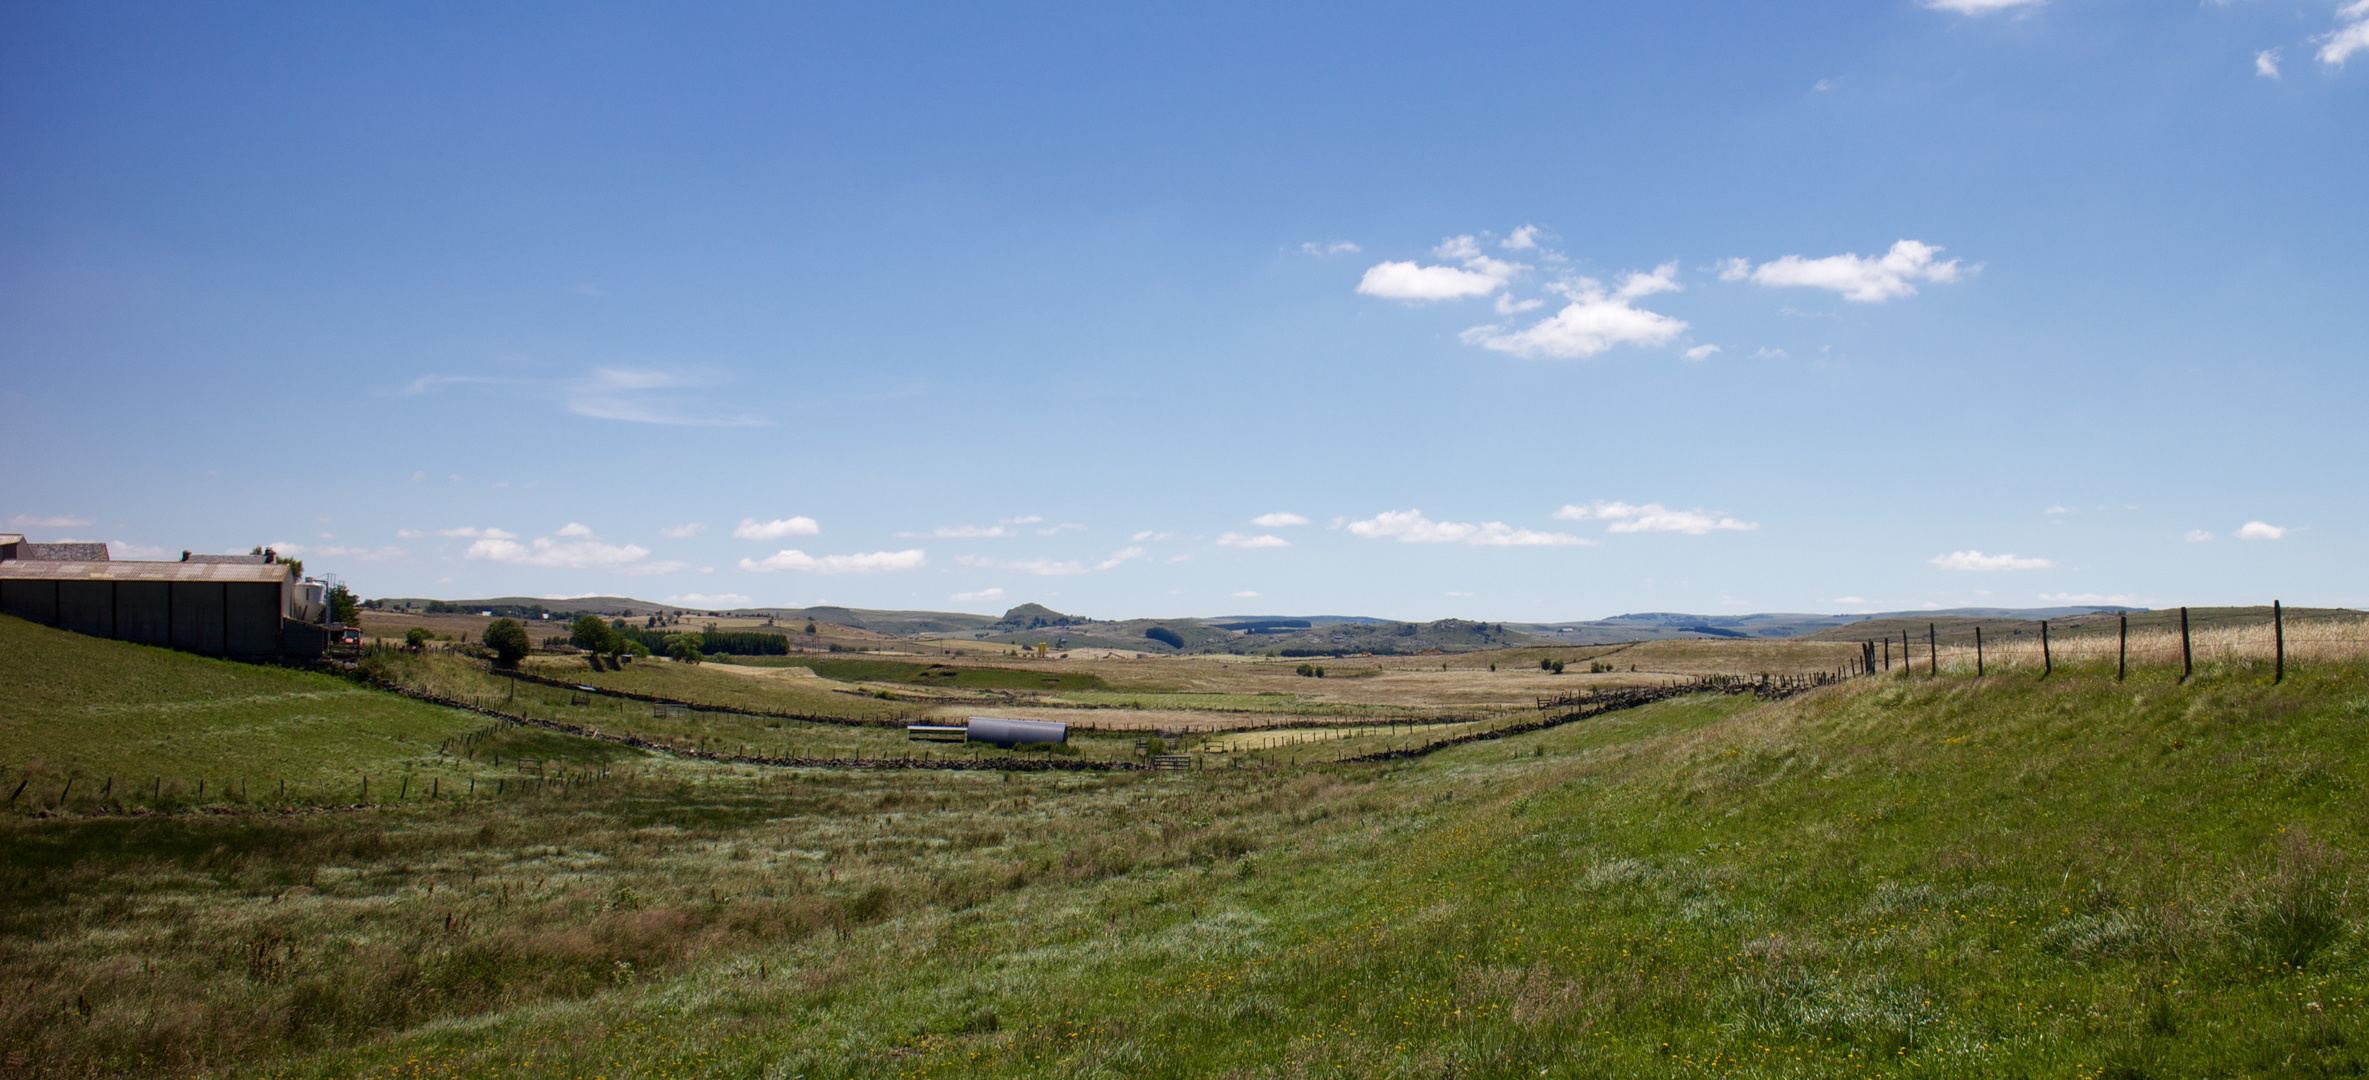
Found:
11,648 -> 2369,1077
267,657 -> 2369,1077
0,615 -> 502,790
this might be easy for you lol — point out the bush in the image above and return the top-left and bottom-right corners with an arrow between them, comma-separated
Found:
664,634 -> 704,664
481,619 -> 532,667
1144,626 -> 1186,649
404,627 -> 431,651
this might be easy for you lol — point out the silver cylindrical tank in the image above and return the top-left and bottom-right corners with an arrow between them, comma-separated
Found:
966,716 -> 1067,747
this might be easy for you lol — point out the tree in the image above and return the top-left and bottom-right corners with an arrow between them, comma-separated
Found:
482,619 -> 532,666
664,633 -> 704,664
569,614 -> 618,654
805,621 -> 818,634
329,584 -> 361,625
404,627 -> 431,651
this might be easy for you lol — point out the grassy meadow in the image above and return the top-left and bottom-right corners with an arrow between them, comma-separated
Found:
9,613 -> 2369,1077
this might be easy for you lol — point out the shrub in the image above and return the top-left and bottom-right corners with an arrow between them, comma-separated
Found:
404,627 -> 431,651
481,619 -> 532,667
1144,626 -> 1186,649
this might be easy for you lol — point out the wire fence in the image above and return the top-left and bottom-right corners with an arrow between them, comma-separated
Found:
1859,609 -> 2368,680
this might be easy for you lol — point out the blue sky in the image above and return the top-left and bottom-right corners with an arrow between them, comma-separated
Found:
2,1 -> 2363,620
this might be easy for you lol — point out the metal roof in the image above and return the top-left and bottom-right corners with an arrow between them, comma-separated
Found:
0,559 -> 291,584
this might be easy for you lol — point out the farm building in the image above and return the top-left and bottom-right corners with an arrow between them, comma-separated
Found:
0,535 -> 337,657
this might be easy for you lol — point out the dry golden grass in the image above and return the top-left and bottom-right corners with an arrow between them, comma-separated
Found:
1910,616 -> 2369,674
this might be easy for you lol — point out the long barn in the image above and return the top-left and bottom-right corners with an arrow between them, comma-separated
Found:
0,535 -> 331,657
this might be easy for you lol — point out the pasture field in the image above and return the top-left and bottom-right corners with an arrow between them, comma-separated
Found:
10,614 -> 2369,1078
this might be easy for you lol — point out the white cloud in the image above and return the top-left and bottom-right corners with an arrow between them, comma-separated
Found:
1446,590 -> 1474,597
665,592 -> 752,607
101,541 -> 170,559
2257,48 -> 2282,79
1552,501 -> 1757,535
735,516 -> 820,540
1724,240 -> 1969,303
1131,530 -> 1172,542
1460,265 -> 1689,359
659,523 -> 707,539
2185,529 -> 2215,543
956,553 -> 1115,576
1346,509 -> 1589,547
1001,515 -> 1045,524
951,587 -> 1006,602
1353,234 -> 1527,301
901,524 -> 1017,539
740,548 -> 927,573
1929,550 -> 2053,571
467,526 -> 663,571
1925,0 -> 2042,12
268,542 -> 409,562
1217,532 -> 1291,549
1356,260 -> 1508,301
2044,505 -> 2074,515
7,514 -> 92,529
1832,596 -> 1868,605
1250,512 -> 1310,527
1232,590 -> 1262,598
1752,347 -> 1788,360
2321,3 -> 2369,66
1683,344 -> 1722,361
2236,521 -> 2288,540
1300,241 -> 1361,256
1502,225 -> 1541,250
1037,523 -> 1086,535
1494,294 -> 1546,315
2039,592 -> 2145,605
565,368 -> 764,428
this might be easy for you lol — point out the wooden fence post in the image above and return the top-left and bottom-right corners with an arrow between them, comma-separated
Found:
1883,637 -> 1891,671
1927,625 -> 1937,676
2117,614 -> 2127,682
2179,607 -> 2193,683
2041,621 -> 2051,679
1975,627 -> 1984,677
2274,600 -> 2285,684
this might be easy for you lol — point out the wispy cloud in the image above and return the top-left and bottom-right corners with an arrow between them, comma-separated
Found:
2185,529 -> 2215,543
735,517 -> 820,540
1502,225 -> 1542,250
2257,48 -> 2283,79
1553,501 -> 1757,535
268,541 -> 409,562
1251,512 -> 1310,527
1232,590 -> 1262,598
740,549 -> 927,573
1299,241 -> 1361,256
665,592 -> 752,607
1096,546 -> 1148,570
1929,550 -> 2053,571
2321,1 -> 2369,66
1346,509 -> 1588,547
659,523 -> 707,539
2236,521 -> 2288,540
900,524 -> 1018,539
399,367 -> 765,427
957,554 -> 1087,576
951,587 -> 1006,602
2039,591 -> 2145,605
466,524 -> 684,573
1460,264 -> 1688,359
1217,532 -> 1290,549
1925,0 -> 2042,13
7,514 -> 93,529
1683,344 -> 1721,361
1719,240 -> 1971,303
106,541 -> 171,560
400,526 -> 517,540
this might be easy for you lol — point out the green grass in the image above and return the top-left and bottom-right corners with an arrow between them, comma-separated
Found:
0,615 -> 504,797
11,635 -> 2369,1077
